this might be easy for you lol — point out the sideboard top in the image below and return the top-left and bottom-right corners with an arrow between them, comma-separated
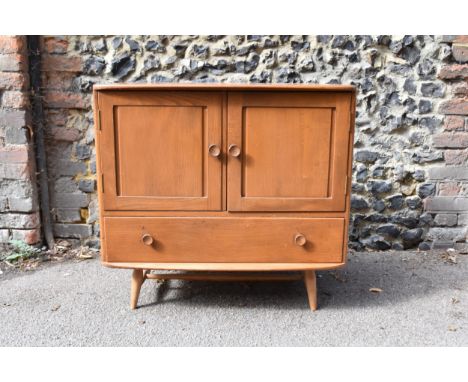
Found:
93,83 -> 356,92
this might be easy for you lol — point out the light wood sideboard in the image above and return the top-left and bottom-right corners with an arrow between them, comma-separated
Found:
93,83 -> 356,310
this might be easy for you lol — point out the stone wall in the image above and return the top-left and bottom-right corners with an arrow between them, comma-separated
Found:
0,35 -> 467,251
0,36 -> 40,244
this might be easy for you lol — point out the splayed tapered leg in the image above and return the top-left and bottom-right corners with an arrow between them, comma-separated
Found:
304,270 -> 317,311
130,269 -> 146,309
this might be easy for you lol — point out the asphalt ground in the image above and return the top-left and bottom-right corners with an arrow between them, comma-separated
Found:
0,250 -> 466,346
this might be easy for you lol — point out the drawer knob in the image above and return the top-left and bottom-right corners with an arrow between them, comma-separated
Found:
208,144 -> 221,158
294,233 -> 307,247
228,144 -> 241,157
141,234 -> 154,246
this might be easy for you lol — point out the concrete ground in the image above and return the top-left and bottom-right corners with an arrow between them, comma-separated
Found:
0,251 -> 467,346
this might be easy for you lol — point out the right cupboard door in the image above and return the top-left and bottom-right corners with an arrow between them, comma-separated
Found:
227,92 -> 352,212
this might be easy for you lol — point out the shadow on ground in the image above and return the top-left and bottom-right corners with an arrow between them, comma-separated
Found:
138,251 -> 462,311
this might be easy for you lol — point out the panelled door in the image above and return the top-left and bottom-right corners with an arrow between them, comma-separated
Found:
98,91 -> 223,211
227,92 -> 352,212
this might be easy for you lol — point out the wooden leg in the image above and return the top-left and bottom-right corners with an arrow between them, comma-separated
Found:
304,270 -> 317,311
130,269 -> 146,310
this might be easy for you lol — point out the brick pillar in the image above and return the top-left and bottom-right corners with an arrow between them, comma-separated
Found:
425,36 -> 468,252
0,36 -> 41,244
40,37 -> 93,246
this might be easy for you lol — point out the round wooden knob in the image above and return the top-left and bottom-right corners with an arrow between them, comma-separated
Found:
228,144 -> 241,157
141,234 -> 154,246
294,233 -> 307,247
208,144 -> 221,157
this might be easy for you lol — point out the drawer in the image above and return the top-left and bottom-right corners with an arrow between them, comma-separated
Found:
103,217 -> 345,264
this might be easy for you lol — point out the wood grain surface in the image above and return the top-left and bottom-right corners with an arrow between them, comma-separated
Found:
93,85 -> 356,281
98,91 -> 223,211
227,92 -> 352,211
103,216 -> 345,263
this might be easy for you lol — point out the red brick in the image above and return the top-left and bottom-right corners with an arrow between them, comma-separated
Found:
454,83 -> 468,97
424,196 -> 468,212
42,71 -> 74,90
0,146 -> 29,163
1,91 -> 29,109
0,36 -> 25,54
445,149 -> 468,165
43,37 -> 69,54
438,182 -> 461,196
42,54 -> 82,72
0,213 -> 39,229
453,44 -> 468,63
44,91 -> 89,109
48,127 -> 81,141
0,53 -> 26,72
0,72 -> 27,90
46,110 -> 69,126
438,64 -> 468,80
440,36 -> 458,43
11,228 -> 40,245
0,162 -> 32,180
454,36 -> 468,44
444,116 -> 465,131
23,213 -> 40,229
428,166 -> 468,180
0,109 -> 28,128
433,132 -> 468,148
439,98 -> 468,115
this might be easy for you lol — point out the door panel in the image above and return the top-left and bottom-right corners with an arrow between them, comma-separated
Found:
227,92 -> 352,212
99,91 -> 223,211
243,107 -> 333,198
116,106 -> 204,197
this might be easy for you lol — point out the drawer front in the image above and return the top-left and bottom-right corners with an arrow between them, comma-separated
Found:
103,217 -> 345,263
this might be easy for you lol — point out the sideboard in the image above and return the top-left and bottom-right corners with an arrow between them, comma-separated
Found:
93,83 -> 356,310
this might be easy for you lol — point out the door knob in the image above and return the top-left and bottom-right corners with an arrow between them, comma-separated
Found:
228,144 -> 241,157
141,234 -> 154,246
294,233 -> 307,247
208,144 -> 221,158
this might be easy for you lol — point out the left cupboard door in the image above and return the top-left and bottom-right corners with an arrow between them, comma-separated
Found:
96,91 -> 224,211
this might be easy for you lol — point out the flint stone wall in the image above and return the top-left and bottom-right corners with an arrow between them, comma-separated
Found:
2,35 -> 467,251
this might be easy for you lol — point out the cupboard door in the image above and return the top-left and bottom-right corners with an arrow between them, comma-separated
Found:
98,91 -> 223,211
227,92 -> 352,212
